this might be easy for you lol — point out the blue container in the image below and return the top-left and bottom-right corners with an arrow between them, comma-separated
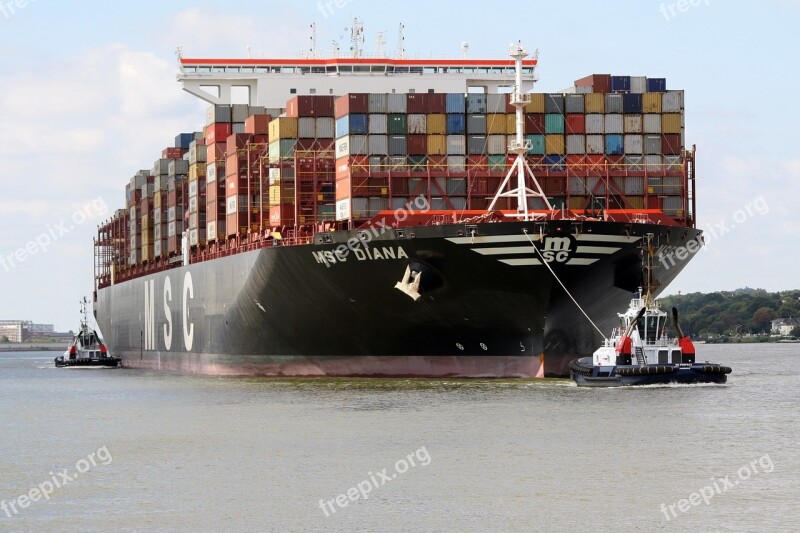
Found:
336,114 -> 369,138
175,133 -> 194,149
623,94 -> 643,114
545,114 -> 565,134
544,94 -> 564,114
446,114 -> 466,135
605,134 -> 624,155
610,76 -> 631,93
526,134 -> 545,155
466,93 -> 487,113
646,78 -> 667,93
446,93 -> 466,114
544,155 -> 566,172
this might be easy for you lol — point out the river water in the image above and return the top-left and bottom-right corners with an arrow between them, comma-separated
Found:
1,344 -> 798,532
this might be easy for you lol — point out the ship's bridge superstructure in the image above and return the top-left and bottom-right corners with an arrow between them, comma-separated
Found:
178,57 -> 538,108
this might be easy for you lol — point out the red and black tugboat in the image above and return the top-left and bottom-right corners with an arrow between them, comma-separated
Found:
569,235 -> 731,387
55,298 -> 120,368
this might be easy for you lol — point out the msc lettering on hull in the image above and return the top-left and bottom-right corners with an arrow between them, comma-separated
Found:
143,271 -> 195,351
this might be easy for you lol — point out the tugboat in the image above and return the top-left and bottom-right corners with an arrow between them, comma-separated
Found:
569,235 -> 731,387
54,298 -> 120,368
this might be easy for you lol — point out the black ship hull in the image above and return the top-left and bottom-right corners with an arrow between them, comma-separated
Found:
95,220 -> 701,377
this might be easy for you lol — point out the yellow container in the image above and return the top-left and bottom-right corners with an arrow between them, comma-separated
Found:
525,93 -> 545,113
269,185 -> 281,206
486,113 -> 507,135
661,113 -> 683,134
427,134 -> 447,155
545,134 -> 565,155
427,114 -> 446,135
627,196 -> 645,209
505,114 -> 517,134
268,117 -> 298,142
642,93 -> 662,113
189,163 -> 206,182
568,196 -> 587,210
584,93 -> 604,113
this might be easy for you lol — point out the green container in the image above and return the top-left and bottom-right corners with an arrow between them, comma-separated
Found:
545,113 -> 564,134
526,134 -> 545,155
387,114 -> 408,134
488,154 -> 507,172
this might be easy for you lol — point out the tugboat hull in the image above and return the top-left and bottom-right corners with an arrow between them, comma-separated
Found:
569,357 -> 730,387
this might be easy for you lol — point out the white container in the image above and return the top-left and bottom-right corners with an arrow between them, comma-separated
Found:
387,93 -> 407,113
586,135 -> 604,155
369,114 -> 388,134
446,135 -> 466,155
630,76 -> 647,94
368,135 -> 388,155
407,114 -> 427,134
316,117 -> 335,138
624,115 -> 642,133
604,114 -> 623,134
298,117 -> 316,138
662,91 -> 684,112
566,135 -> 586,155
585,114 -> 604,134
624,134 -> 643,154
487,135 -> 506,155
643,114 -> 662,134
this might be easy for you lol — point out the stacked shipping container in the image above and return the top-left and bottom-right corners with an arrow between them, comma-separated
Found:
117,76 -> 687,268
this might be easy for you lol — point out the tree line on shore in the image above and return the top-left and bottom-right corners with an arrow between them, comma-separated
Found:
659,288 -> 800,338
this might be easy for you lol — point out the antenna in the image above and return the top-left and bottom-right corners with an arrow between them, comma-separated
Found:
375,30 -> 387,57
331,40 -> 340,58
246,45 -> 251,59
487,42 -> 551,219
348,17 -> 364,58
461,41 -> 469,59
396,23 -> 405,59
310,23 -> 317,59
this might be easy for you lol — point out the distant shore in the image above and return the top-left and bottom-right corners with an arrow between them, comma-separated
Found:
0,344 -> 65,352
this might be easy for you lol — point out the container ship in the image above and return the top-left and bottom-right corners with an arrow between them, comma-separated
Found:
93,33 -> 700,377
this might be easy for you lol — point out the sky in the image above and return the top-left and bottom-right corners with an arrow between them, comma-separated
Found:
0,0 -> 798,330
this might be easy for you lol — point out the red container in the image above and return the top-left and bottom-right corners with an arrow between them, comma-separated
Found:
426,93 -> 446,114
565,114 -> 585,134
574,74 -> 612,93
585,154 -> 607,176
543,176 -> 566,196
269,204 -> 295,227
206,123 -> 232,145
286,95 -> 335,118
226,212 -> 250,236
244,114 -> 271,135
335,156 -> 369,180
647,196 -> 663,210
428,154 -> 447,171
606,154 -> 625,172
525,114 -> 545,134
334,94 -> 369,118
226,133 -> 254,155
162,147 -> 185,160
407,134 -> 427,155
662,134 -> 682,155
297,138 -> 335,151
472,176 -> 489,195
390,177 -> 410,195
406,93 -> 428,114
207,142 -> 226,161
